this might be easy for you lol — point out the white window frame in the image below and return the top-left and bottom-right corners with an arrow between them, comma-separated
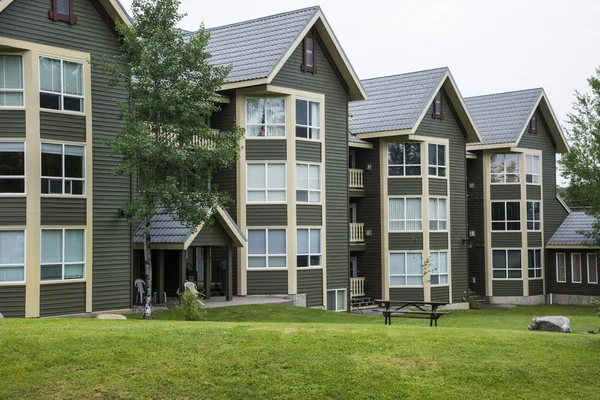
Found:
295,99 -> 321,141
389,251 -> 424,287
41,142 -> 86,196
492,248 -> 522,280
387,143 -> 421,177
38,55 -> 85,114
528,248 -> 543,279
327,288 -> 347,312
430,250 -> 449,286
526,154 -> 541,184
428,143 -> 446,178
429,197 -> 448,231
245,97 -> 286,138
491,201 -> 521,231
556,253 -> 566,283
571,253 -> 582,283
0,141 -> 26,195
246,228 -> 287,269
490,154 -> 520,184
246,163 -> 286,203
0,54 -> 25,108
296,163 -> 321,204
526,201 -> 541,231
587,253 -> 598,284
389,197 -> 422,232
40,228 -> 86,282
296,228 -> 322,268
0,229 -> 26,284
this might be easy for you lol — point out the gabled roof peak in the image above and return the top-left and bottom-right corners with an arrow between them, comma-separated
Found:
206,6 -> 320,33
466,87 -> 543,101
361,66 -> 449,83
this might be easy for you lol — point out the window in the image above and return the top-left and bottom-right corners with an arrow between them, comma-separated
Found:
41,229 -> 85,281
389,198 -> 422,231
390,252 -> 423,286
571,253 -> 582,283
39,56 -> 84,113
327,289 -> 346,312
528,112 -> 538,134
428,143 -> 446,177
526,154 -> 540,184
41,143 -> 85,195
491,202 -> 521,231
0,142 -> 25,194
296,163 -> 320,203
0,55 -> 24,107
490,154 -> 520,183
432,91 -> 443,119
556,253 -> 566,283
0,230 -> 25,283
295,99 -> 320,139
492,249 -> 522,279
245,98 -> 285,137
528,249 -> 542,279
587,253 -> 598,284
297,228 -> 321,267
429,198 -> 448,231
527,201 -> 541,231
247,163 -> 285,202
48,0 -> 77,24
247,229 -> 286,268
388,143 -> 421,176
430,251 -> 449,285
302,32 -> 316,73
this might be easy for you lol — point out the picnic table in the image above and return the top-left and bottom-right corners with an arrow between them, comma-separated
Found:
374,299 -> 449,327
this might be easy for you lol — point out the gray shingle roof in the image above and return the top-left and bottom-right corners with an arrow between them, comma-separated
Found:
203,7 -> 319,83
133,212 -> 196,244
349,67 -> 448,135
547,211 -> 597,246
464,88 -> 542,146
348,132 -> 369,145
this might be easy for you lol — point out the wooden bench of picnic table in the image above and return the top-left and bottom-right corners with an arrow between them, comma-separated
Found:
374,300 -> 450,327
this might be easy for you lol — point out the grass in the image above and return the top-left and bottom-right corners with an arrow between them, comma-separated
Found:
1,305 -> 599,399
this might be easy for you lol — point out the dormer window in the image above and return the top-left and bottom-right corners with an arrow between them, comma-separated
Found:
432,91 -> 443,120
301,32 -> 316,73
528,112 -> 538,134
49,0 -> 78,24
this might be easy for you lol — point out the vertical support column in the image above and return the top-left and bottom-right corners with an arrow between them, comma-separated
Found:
226,244 -> 233,301
286,94 -> 297,296
84,58 -> 93,313
236,92 -> 247,296
520,152 -> 529,296
203,247 -> 210,300
157,250 -> 164,303
179,249 -> 186,296
483,152 -> 493,296
380,139 -> 390,300
422,141 -> 431,302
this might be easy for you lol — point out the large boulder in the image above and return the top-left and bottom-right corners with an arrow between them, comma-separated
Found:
0,313 -> 3,319
528,316 -> 571,333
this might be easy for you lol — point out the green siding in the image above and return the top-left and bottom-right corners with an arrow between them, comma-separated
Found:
297,205 -> 322,226
430,232 -> 448,249
493,280 -> 523,296
246,205 -> 287,226
389,233 -> 423,250
389,287 -> 424,301
298,268 -> 323,307
526,185 -> 541,200
429,178 -> 448,196
0,285 -> 25,317
40,111 -> 86,142
467,155 -> 486,295
272,33 -> 349,290
491,232 -> 522,248
211,92 -> 236,131
0,198 -> 26,225
246,139 -> 287,160
388,178 -> 422,196
296,140 -> 322,162
247,270 -> 288,295
527,232 -> 542,247
41,198 -> 86,225
546,250 -> 600,296
0,110 -> 26,137
490,185 -> 521,200
529,279 -> 544,296
40,282 -> 86,316
431,286 -> 450,302
190,219 -> 231,247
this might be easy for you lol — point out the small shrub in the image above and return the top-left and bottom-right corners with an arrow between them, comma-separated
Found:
469,297 -> 480,310
175,290 -> 205,321
590,298 -> 600,334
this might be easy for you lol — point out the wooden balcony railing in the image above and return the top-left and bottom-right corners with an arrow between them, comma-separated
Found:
163,129 -> 220,148
348,168 -> 364,189
350,277 -> 365,298
349,223 -> 365,243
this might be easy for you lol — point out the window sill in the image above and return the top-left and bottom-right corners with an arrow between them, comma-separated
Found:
41,194 -> 87,199
491,278 -> 523,281
430,284 -> 450,287
490,182 -> 521,185
245,136 -> 286,140
297,266 -> 323,270
296,201 -> 322,206
528,277 -> 544,280
0,281 -> 26,286
246,201 -> 288,205
389,285 -> 424,289
389,230 -> 424,234
295,137 -> 323,143
428,175 -> 448,180
491,230 -> 522,233
246,267 -> 288,271
525,183 -> 541,186
388,175 -> 423,179
40,278 -> 86,284
0,193 -> 26,197
40,108 -> 86,117
0,106 -> 25,111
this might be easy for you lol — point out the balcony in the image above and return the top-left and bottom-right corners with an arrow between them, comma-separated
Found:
348,168 -> 364,189
349,223 -> 364,243
350,277 -> 365,298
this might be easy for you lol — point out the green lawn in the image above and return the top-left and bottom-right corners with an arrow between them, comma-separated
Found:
1,305 -> 599,399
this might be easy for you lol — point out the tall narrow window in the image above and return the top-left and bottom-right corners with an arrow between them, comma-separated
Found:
39,56 -> 84,112
390,252 -> 423,286
492,249 -> 522,279
429,198 -> 448,231
388,143 -> 421,176
247,229 -> 286,268
296,163 -> 321,203
432,91 -> 443,119
527,201 -> 541,231
0,142 -> 25,194
246,98 -> 285,137
297,228 -> 321,267
430,251 -> 449,285
587,253 -> 598,284
0,230 -> 25,283
389,198 -> 422,231
302,32 -> 316,73
556,253 -> 566,283
428,143 -> 446,177
49,0 -> 77,24
528,112 -> 538,134
528,249 -> 542,278
41,229 -> 85,281
490,154 -> 520,183
572,253 -> 582,283
0,55 -> 24,107
295,99 -> 320,140
491,202 -> 521,231
526,154 -> 540,184
247,163 -> 286,202
41,143 -> 85,195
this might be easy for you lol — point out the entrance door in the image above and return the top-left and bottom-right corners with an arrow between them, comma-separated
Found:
196,247 -> 204,282
349,203 -> 357,223
348,150 -> 357,169
350,256 -> 358,278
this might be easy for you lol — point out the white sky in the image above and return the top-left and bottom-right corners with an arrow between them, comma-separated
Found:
119,0 -> 600,130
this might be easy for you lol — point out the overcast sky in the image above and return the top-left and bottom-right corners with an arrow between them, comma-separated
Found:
119,0 -> 600,130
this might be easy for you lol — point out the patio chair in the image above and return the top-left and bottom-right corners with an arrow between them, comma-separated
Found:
184,281 -> 201,296
134,279 -> 145,304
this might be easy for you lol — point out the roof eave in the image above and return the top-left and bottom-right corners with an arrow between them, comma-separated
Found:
0,0 -> 132,25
